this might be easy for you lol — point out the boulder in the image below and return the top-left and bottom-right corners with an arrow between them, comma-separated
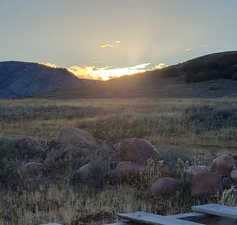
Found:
16,137 -> 42,150
15,137 -> 44,159
110,161 -> 145,181
113,138 -> 158,165
185,165 -> 208,176
70,160 -> 110,186
210,154 -> 235,176
159,164 -> 178,177
20,162 -> 44,178
191,171 -> 222,196
150,177 -> 179,195
56,128 -> 97,149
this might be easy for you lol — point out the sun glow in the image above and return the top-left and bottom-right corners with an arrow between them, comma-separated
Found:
39,62 -> 168,81
38,62 -> 60,68
68,63 -> 152,81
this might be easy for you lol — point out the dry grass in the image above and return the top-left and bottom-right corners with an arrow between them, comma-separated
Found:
0,97 -> 237,224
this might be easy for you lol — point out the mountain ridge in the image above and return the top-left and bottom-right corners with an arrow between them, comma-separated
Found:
1,51 -> 237,99
0,61 -> 96,99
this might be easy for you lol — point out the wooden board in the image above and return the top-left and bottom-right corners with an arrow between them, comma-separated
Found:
118,211 -> 204,225
192,204 -> 237,219
105,222 -> 141,225
166,212 -> 206,219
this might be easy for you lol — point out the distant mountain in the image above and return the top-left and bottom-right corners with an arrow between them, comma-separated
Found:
159,51 -> 237,82
40,51 -> 237,98
0,61 -> 96,99
2,52 -> 237,99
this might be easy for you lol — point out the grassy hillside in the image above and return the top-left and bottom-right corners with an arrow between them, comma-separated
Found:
40,51 -> 237,99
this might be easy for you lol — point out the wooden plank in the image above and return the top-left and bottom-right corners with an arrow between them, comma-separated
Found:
105,222 -> 141,225
166,212 -> 207,219
104,223 -> 132,225
192,204 -> 237,219
118,211 -> 204,225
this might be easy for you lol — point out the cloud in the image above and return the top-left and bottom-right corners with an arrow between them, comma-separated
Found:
39,62 -> 60,68
68,63 -> 152,80
153,63 -> 168,69
185,48 -> 192,52
40,61 -> 168,81
100,40 -> 121,48
100,44 -> 114,48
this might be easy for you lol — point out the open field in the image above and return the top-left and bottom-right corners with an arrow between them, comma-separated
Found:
0,97 -> 237,225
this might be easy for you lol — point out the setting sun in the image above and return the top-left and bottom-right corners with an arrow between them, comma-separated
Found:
39,62 -> 168,81
68,63 -> 151,80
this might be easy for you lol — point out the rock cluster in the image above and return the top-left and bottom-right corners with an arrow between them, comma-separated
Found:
5,128 -> 237,199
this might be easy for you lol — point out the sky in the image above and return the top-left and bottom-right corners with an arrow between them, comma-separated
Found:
1,0 -> 237,71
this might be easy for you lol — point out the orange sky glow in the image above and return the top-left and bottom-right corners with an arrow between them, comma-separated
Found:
39,62 -> 168,81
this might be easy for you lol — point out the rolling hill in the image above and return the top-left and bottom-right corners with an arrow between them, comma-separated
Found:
1,51 -> 237,99
41,51 -> 237,98
0,61 -> 96,99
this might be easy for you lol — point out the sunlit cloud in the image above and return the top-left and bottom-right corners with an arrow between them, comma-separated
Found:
39,61 -> 167,81
39,62 -> 60,68
68,63 -> 151,81
100,44 -> 114,48
185,48 -> 192,52
100,40 -> 121,48
152,63 -> 168,70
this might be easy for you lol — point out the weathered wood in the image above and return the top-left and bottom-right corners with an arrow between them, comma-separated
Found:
166,212 -> 207,219
104,223 -> 132,225
192,203 -> 237,219
118,211 -> 205,225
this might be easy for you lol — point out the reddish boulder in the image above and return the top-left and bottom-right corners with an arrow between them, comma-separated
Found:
210,154 -> 235,176
150,177 -> 179,195
114,138 -> 158,165
191,171 -> 222,196
111,161 -> 145,180
185,165 -> 208,176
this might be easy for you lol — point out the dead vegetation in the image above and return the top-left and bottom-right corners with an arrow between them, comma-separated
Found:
0,97 -> 237,225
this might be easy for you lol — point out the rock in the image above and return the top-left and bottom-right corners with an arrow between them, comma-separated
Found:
191,171 -> 222,196
70,160 -> 110,186
20,162 -> 44,178
160,164 -> 178,177
50,144 -> 94,162
150,177 -> 179,195
113,138 -> 158,165
56,128 -> 97,149
210,154 -> 235,176
185,165 -> 208,176
15,137 -> 44,159
231,169 -> 237,183
16,137 -> 42,150
110,161 -> 145,181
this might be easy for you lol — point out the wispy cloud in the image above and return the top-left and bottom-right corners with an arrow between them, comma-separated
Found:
153,63 -> 168,69
100,44 -> 114,48
185,48 -> 192,52
100,40 -> 121,48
